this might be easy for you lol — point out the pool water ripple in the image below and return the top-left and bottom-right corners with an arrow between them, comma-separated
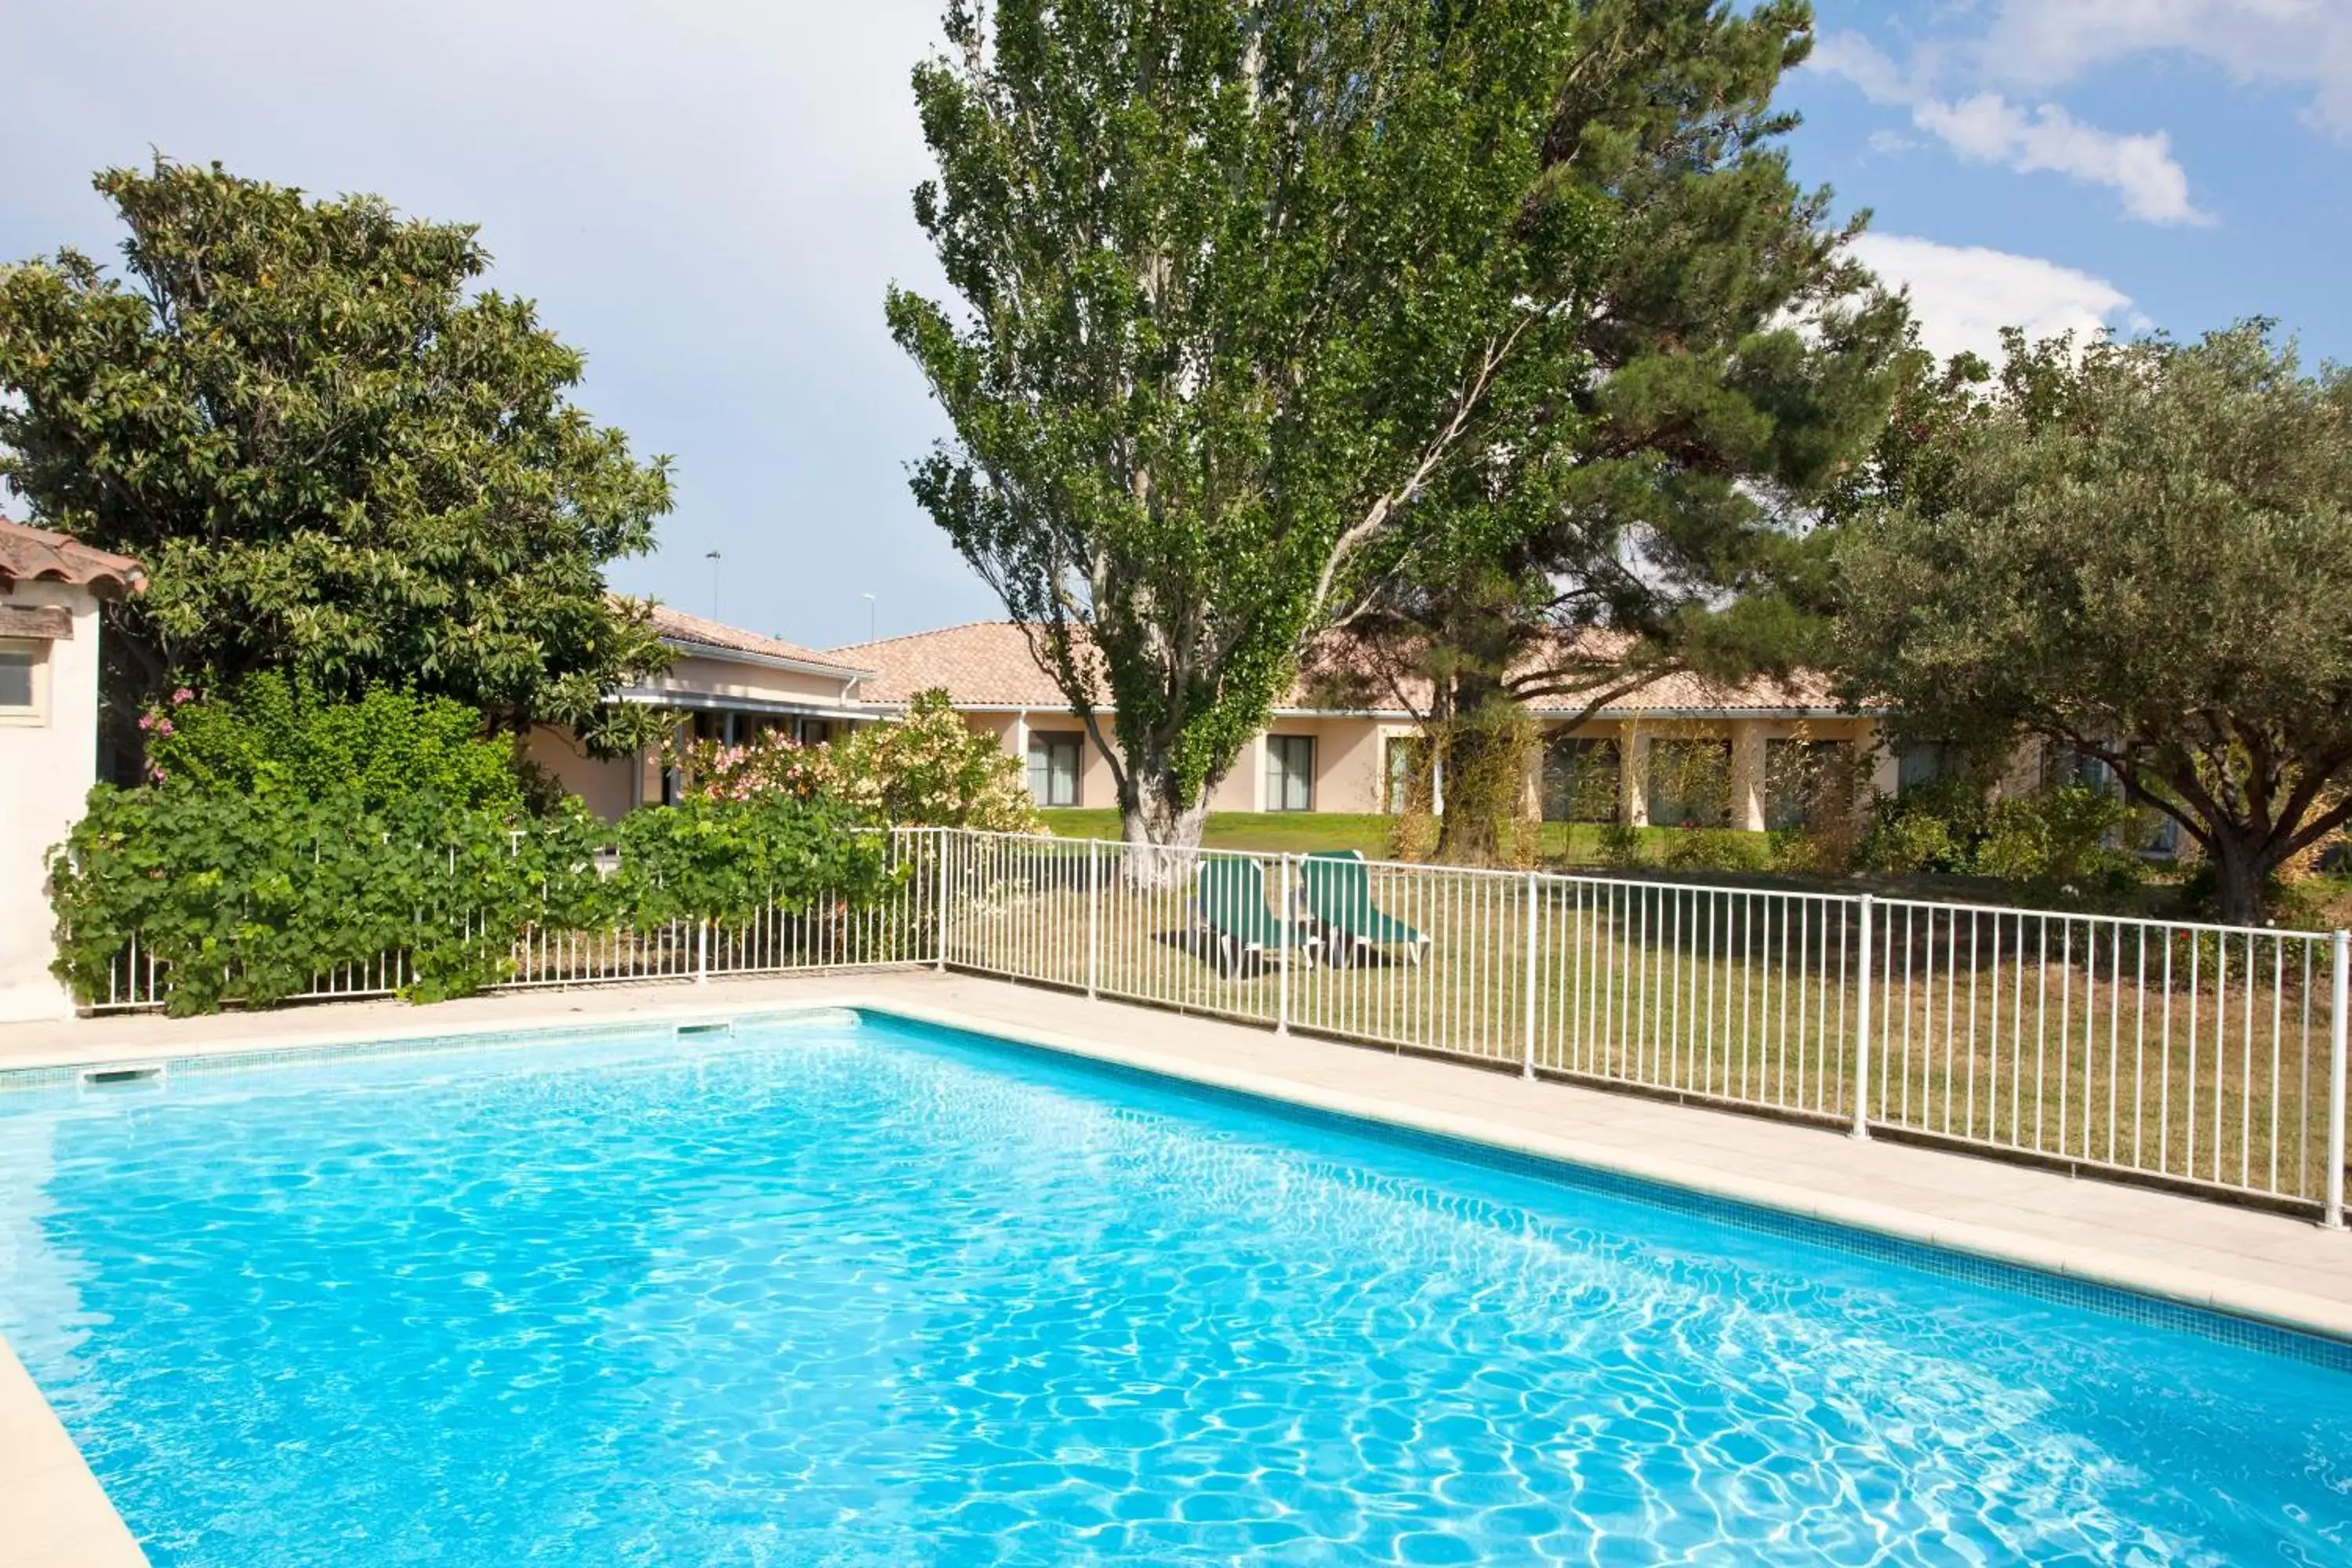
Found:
0,1014 -> 2344,1566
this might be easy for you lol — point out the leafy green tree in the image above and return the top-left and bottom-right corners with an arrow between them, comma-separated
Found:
1323,0 -> 1909,863
1835,324 -> 2352,925
144,674 -> 530,815
888,0 -> 1611,857
0,158 -> 674,760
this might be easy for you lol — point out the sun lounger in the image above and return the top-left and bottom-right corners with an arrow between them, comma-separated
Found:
1297,849 -> 1429,967
1194,857 -> 1320,978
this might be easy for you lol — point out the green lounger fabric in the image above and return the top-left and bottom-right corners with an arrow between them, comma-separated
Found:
1195,858 -> 1314,953
1299,850 -> 1426,949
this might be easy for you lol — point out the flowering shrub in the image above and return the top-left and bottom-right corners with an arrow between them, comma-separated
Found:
675,688 -> 1041,832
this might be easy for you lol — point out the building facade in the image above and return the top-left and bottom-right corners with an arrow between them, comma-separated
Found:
526,605 -> 880,816
826,622 -> 1891,828
532,611 -> 1892,826
0,523 -> 145,1022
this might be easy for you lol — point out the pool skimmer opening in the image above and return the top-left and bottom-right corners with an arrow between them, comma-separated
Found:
79,1062 -> 167,1089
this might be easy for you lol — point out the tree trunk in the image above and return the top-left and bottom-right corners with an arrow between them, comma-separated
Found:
1435,674 -> 1533,868
2209,833 -> 2274,928
1118,770 -> 1212,886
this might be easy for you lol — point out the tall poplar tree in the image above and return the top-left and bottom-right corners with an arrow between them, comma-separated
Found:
888,0 -> 1610,856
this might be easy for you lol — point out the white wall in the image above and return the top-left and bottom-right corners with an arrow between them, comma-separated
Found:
0,584 -> 100,1022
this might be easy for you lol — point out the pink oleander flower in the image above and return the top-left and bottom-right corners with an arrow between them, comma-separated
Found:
154,717 -> 175,735
148,767 -> 168,783
137,713 -> 154,731
170,687 -> 194,705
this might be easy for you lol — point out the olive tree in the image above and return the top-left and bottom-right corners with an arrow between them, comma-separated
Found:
1835,324 -> 2352,925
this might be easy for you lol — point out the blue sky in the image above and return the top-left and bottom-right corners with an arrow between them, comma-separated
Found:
2,1 -> 2347,647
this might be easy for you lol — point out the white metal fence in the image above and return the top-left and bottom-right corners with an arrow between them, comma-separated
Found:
929,829 -> 2350,1228
89,830 -> 946,1011
80,825 -> 2350,1227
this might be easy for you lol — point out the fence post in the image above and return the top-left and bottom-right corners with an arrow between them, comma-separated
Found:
1086,837 -> 1102,1000
1522,871 -> 1539,1081
1276,854 -> 1293,1037
1851,894 -> 1874,1141
695,917 -> 709,985
2327,928 -> 2348,1231
935,829 -> 949,972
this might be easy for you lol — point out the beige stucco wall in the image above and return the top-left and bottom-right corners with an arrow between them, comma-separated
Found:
524,725 -> 652,821
950,702 -> 1886,828
964,710 -> 1120,812
0,585 -> 101,1022
632,654 -> 861,711
1250,715 -> 1393,815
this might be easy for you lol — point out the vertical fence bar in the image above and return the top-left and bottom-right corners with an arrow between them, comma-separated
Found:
1086,837 -> 1102,1000
1521,870 -> 1539,1081
934,829 -> 949,971
1276,854 -> 1293,1036
695,917 -> 709,985
1852,894 -> 1874,1141
2328,928 -> 2348,1231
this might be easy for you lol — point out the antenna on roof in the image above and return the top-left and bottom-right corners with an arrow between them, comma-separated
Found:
705,550 -> 721,621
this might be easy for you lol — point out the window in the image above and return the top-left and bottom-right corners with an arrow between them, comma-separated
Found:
1541,737 -> 1621,823
1645,739 -> 1731,827
1384,736 -> 1432,815
1896,742 -> 1951,793
1765,739 -> 1850,831
797,718 -> 833,746
0,641 -> 36,717
1265,735 -> 1315,812
1026,731 -> 1082,807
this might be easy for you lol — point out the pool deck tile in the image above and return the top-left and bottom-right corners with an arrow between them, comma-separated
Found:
0,1337 -> 143,1567
2,967 -> 2350,1561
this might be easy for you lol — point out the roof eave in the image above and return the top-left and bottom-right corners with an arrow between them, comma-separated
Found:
659,635 -> 877,683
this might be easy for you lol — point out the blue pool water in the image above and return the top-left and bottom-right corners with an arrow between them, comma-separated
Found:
0,1011 -> 2346,1566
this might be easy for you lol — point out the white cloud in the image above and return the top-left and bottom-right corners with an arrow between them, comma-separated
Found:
1811,33 -> 2210,225
1980,0 -> 2352,137
1914,96 -> 2209,225
1849,234 -> 2138,363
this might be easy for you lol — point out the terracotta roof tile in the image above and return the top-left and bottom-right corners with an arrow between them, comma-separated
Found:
827,621 -> 1091,706
0,521 -> 146,600
829,621 -> 1848,717
641,602 -> 873,677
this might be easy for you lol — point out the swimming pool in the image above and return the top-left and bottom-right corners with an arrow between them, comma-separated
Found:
0,1009 -> 2344,1565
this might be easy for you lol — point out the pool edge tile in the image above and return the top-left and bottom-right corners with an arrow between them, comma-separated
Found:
841,993 -> 2352,1358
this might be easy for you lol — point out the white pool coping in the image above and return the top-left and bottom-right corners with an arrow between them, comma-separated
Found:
2,969 -> 2349,1563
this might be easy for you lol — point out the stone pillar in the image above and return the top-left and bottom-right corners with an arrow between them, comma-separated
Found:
1731,721 -> 1768,833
